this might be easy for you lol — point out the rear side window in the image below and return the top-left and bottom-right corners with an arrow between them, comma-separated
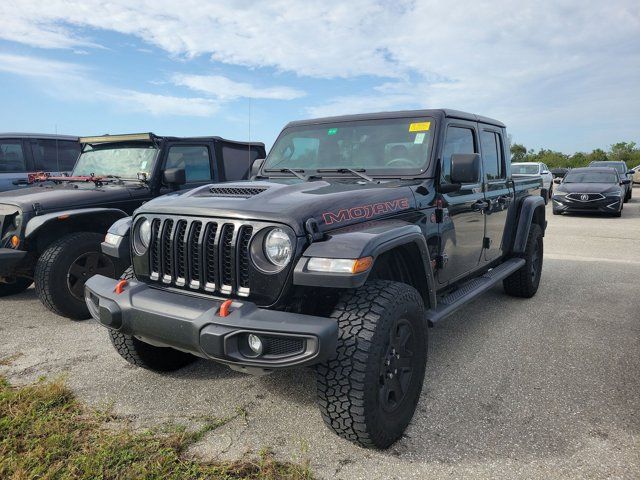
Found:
480,130 -> 505,180
31,139 -> 80,171
441,127 -> 476,183
0,140 -> 26,173
165,145 -> 212,182
222,144 -> 262,180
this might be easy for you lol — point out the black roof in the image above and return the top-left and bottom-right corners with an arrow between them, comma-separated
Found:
79,132 -> 263,148
286,109 -> 505,129
0,132 -> 78,141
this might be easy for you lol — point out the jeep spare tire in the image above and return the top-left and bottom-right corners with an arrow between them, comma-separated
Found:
35,232 -> 116,320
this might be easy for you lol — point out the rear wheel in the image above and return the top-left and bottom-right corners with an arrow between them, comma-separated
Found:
0,277 -> 33,297
503,223 -> 543,298
35,232 -> 116,320
316,280 -> 427,449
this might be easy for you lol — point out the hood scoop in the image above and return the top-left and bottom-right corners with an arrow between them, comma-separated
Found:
207,186 -> 269,198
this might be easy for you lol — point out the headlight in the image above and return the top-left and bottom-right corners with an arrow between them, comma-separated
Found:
133,218 -> 152,254
263,228 -> 292,268
606,190 -> 622,197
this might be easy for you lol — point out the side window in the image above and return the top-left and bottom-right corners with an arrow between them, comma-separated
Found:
441,126 -> 475,183
165,145 -> 212,182
31,139 -> 80,171
0,140 -> 26,173
480,130 -> 503,180
221,144 -> 260,180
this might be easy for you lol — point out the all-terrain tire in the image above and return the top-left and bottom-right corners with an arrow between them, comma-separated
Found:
503,223 -> 543,298
35,232 -> 116,320
315,280 -> 427,449
108,267 -> 196,372
0,277 -> 33,297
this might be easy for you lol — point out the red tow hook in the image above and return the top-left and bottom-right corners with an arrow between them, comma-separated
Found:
218,299 -> 233,317
114,279 -> 128,295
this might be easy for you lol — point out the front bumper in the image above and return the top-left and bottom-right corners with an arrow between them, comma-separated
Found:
84,275 -> 338,374
552,196 -> 621,213
0,248 -> 27,277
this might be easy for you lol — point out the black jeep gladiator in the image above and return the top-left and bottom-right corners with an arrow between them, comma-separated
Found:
85,110 -> 545,449
0,133 -> 265,319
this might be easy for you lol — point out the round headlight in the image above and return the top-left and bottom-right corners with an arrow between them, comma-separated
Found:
264,228 -> 292,268
134,218 -> 152,254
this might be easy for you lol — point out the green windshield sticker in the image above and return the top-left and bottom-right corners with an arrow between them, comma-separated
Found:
327,128 -> 338,136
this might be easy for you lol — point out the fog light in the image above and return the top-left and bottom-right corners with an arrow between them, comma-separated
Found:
248,334 -> 263,355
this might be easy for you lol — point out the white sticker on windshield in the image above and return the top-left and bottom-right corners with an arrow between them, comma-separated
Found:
414,133 -> 425,144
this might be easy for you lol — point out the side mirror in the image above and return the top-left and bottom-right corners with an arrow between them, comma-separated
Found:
553,178 -> 561,184
620,179 -> 631,185
251,158 -> 265,177
541,170 -> 550,175
163,168 -> 186,187
450,153 -> 481,184
627,170 -> 636,175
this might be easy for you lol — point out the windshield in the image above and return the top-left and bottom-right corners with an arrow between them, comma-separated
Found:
564,171 -> 618,183
73,144 -> 158,178
512,164 -> 539,175
264,117 -> 434,175
590,162 -> 625,174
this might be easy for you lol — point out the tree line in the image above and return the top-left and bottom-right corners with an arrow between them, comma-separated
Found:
509,141 -> 640,170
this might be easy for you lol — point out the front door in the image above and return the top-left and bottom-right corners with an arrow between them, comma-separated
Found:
158,142 -> 218,196
480,127 -> 512,263
438,123 -> 486,285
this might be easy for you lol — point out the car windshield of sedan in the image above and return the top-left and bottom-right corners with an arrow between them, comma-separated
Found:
73,144 -> 158,178
264,117 -> 434,175
512,164 -> 539,174
564,172 -> 618,183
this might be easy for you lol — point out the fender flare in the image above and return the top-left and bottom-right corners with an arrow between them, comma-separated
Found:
512,195 -> 546,254
293,221 -> 436,308
25,208 -> 129,239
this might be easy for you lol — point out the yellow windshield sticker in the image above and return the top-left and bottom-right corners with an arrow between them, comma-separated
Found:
409,121 -> 431,132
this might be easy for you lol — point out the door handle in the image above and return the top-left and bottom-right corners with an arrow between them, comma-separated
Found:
472,199 -> 490,211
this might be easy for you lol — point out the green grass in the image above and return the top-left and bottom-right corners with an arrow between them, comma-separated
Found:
0,376 -> 312,479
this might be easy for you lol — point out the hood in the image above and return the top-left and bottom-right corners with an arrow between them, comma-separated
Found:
0,182 -> 132,213
558,182 -> 620,194
137,179 -> 420,235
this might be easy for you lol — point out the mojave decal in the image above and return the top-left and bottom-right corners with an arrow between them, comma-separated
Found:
322,197 -> 410,225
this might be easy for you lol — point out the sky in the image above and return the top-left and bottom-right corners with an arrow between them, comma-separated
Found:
0,0 -> 638,153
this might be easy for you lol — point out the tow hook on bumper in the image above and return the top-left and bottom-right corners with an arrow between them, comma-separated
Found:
84,275 -> 338,373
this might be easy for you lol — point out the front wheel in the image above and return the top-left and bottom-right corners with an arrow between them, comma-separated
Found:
35,232 -> 116,320
0,277 -> 33,297
316,280 -> 427,449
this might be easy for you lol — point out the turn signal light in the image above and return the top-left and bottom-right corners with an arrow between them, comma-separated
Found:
306,256 -> 373,274
10,235 -> 20,248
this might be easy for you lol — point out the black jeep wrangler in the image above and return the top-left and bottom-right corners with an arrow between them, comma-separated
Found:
0,133 -> 264,319
85,110 -> 545,448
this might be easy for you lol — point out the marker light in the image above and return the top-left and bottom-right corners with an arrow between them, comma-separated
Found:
104,233 -> 121,246
10,235 -> 20,248
307,256 -> 373,274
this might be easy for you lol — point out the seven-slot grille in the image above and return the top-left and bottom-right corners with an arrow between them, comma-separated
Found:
148,217 -> 254,297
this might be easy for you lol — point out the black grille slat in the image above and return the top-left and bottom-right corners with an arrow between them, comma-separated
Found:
188,222 -> 202,285
204,222 -> 219,289
237,226 -> 253,289
144,216 -> 258,297
220,224 -> 235,289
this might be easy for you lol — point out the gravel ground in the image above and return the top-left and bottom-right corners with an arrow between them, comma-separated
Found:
1,191 -> 639,479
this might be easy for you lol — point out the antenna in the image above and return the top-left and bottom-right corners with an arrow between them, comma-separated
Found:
55,124 -> 60,173
248,97 -> 252,163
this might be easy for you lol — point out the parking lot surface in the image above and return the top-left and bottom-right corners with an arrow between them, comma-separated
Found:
1,193 -> 639,479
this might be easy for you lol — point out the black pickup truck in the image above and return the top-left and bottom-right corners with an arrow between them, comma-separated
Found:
85,110 -> 545,449
0,133 -> 265,319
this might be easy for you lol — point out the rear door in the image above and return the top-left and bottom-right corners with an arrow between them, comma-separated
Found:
479,126 -> 512,263
437,122 -> 486,285
0,138 -> 28,191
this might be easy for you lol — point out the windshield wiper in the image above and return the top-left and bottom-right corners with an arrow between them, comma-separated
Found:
316,168 -> 375,183
264,168 -> 307,181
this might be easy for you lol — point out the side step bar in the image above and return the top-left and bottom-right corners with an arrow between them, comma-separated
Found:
426,258 -> 525,324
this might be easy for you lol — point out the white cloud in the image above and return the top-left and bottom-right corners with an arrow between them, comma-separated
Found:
172,74 -> 305,100
0,53 -> 219,117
